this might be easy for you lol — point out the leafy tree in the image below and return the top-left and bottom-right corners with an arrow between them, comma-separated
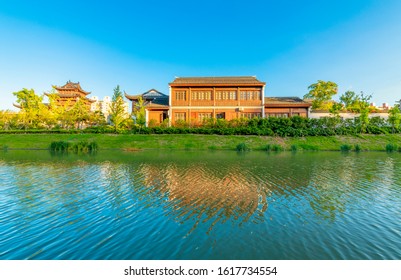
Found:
304,80 -> 338,109
388,105 -> 401,133
339,91 -> 358,111
70,98 -> 90,129
133,96 -> 146,128
0,110 -> 17,130
109,85 -> 127,131
329,103 -> 343,127
357,92 -> 372,133
13,88 -> 47,129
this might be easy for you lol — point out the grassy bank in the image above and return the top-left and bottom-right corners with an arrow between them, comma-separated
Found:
2,133 -> 401,151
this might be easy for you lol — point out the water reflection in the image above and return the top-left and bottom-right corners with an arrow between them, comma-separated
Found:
1,150 -> 401,259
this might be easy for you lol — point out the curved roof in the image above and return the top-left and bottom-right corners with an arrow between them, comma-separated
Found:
55,81 -> 91,95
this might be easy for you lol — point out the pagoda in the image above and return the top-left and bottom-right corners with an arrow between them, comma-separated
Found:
47,81 -> 95,108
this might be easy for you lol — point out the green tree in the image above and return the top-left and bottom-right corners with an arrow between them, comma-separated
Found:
13,88 -> 47,129
329,102 -> 343,122
339,91 -> 358,111
133,96 -> 146,128
357,92 -> 372,133
71,98 -> 90,129
388,105 -> 401,133
304,80 -> 338,109
109,85 -> 127,131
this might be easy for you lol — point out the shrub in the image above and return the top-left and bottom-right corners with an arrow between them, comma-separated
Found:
386,143 -> 398,152
290,144 -> 298,152
271,144 -> 283,152
354,144 -> 362,152
340,144 -> 352,152
236,142 -> 250,152
298,144 -> 319,151
50,141 -> 70,151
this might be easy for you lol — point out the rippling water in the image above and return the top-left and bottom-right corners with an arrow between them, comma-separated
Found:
0,150 -> 400,259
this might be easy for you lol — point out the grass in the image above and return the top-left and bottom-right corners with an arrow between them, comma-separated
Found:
1,133 -> 401,151
50,140 -> 98,153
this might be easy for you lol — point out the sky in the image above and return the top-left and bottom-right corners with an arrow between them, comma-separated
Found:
1,0 -> 401,110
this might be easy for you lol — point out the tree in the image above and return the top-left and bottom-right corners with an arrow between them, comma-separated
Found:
109,85 -> 127,131
329,102 -> 343,119
13,88 -> 47,129
357,92 -> 372,133
133,96 -> 146,128
339,91 -> 358,111
388,105 -> 401,133
304,80 -> 338,109
70,98 -> 90,129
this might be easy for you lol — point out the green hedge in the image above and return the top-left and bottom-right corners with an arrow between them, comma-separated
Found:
1,116 -> 399,137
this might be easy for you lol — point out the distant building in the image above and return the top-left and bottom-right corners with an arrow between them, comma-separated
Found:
46,81 -> 95,109
309,111 -> 389,119
90,95 -> 129,122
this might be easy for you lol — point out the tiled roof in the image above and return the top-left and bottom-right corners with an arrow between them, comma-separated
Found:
125,89 -> 167,100
125,89 -> 169,108
170,76 -> 265,85
55,81 -> 91,95
146,100 -> 169,108
265,97 -> 311,107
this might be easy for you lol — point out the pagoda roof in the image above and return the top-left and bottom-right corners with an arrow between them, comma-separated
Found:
265,97 -> 311,108
169,76 -> 265,86
54,81 -> 91,95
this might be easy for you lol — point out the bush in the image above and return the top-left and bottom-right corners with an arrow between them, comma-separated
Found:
386,143 -> 398,152
50,141 -> 70,151
298,143 -> 319,151
236,142 -> 250,152
290,144 -> 298,152
271,144 -> 283,152
340,144 -> 352,152
50,140 -> 98,153
354,144 -> 362,152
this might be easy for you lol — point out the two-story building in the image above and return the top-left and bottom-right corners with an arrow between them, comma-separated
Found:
169,76 -> 266,124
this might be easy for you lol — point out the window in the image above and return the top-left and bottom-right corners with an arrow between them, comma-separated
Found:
216,91 -> 237,100
216,112 -> 225,119
198,113 -> 212,121
192,91 -> 212,100
267,113 -> 288,118
175,91 -> 186,101
175,112 -> 186,121
241,113 -> 261,119
240,91 -> 261,100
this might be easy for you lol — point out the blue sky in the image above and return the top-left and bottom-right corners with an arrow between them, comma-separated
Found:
1,0 -> 401,110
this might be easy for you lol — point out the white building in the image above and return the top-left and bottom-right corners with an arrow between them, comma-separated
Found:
90,96 -> 129,122
309,111 -> 389,120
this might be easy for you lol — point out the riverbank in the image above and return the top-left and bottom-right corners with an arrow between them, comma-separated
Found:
1,133 -> 401,151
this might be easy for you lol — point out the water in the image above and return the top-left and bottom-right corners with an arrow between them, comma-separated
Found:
0,150 -> 400,259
